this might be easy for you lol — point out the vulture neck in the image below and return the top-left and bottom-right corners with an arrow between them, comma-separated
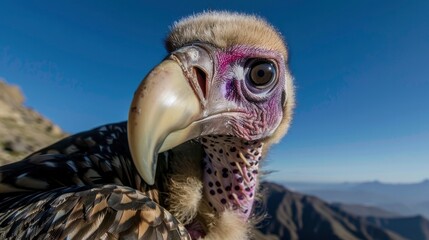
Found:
200,136 -> 262,219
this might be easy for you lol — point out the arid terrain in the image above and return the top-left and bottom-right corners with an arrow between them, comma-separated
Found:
0,79 -> 66,165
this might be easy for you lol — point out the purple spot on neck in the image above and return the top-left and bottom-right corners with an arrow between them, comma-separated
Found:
201,136 -> 263,220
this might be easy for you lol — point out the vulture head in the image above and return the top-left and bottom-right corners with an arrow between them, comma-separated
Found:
128,11 -> 295,239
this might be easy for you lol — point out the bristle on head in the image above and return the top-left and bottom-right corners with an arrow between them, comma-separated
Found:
165,11 -> 288,60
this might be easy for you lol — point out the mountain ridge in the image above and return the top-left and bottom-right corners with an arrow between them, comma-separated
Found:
283,179 -> 429,218
254,182 -> 405,240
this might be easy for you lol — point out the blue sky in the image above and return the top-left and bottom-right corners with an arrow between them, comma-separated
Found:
1,1 -> 428,183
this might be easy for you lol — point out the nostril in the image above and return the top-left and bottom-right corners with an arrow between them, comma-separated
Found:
195,67 -> 207,99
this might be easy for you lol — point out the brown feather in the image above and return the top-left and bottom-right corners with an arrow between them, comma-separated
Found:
0,185 -> 190,239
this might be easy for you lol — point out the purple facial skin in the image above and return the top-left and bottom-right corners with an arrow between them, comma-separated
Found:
198,45 -> 287,221
216,45 -> 286,140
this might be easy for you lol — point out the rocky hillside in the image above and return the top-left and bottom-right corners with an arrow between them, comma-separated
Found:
253,182 -> 403,240
0,79 -> 66,165
254,182 -> 429,240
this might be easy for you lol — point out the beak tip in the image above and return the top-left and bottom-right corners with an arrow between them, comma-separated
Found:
144,175 -> 155,185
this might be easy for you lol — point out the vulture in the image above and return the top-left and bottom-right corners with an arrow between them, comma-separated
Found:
0,11 -> 294,240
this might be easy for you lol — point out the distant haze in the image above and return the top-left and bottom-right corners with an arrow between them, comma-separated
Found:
283,179 -> 429,218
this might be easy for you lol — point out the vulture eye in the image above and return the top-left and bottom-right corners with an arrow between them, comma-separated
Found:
247,60 -> 277,88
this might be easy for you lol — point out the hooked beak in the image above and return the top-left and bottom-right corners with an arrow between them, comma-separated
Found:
128,45 -> 213,185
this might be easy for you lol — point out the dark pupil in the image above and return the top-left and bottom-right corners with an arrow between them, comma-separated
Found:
250,61 -> 275,87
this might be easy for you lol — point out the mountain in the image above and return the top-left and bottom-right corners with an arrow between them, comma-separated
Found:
352,180 -> 429,204
303,188 -> 387,205
0,79 -> 67,165
254,182 -> 429,240
285,180 -> 429,218
280,181 -> 358,192
331,203 -> 400,218
254,182 -> 404,240
367,215 -> 429,240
